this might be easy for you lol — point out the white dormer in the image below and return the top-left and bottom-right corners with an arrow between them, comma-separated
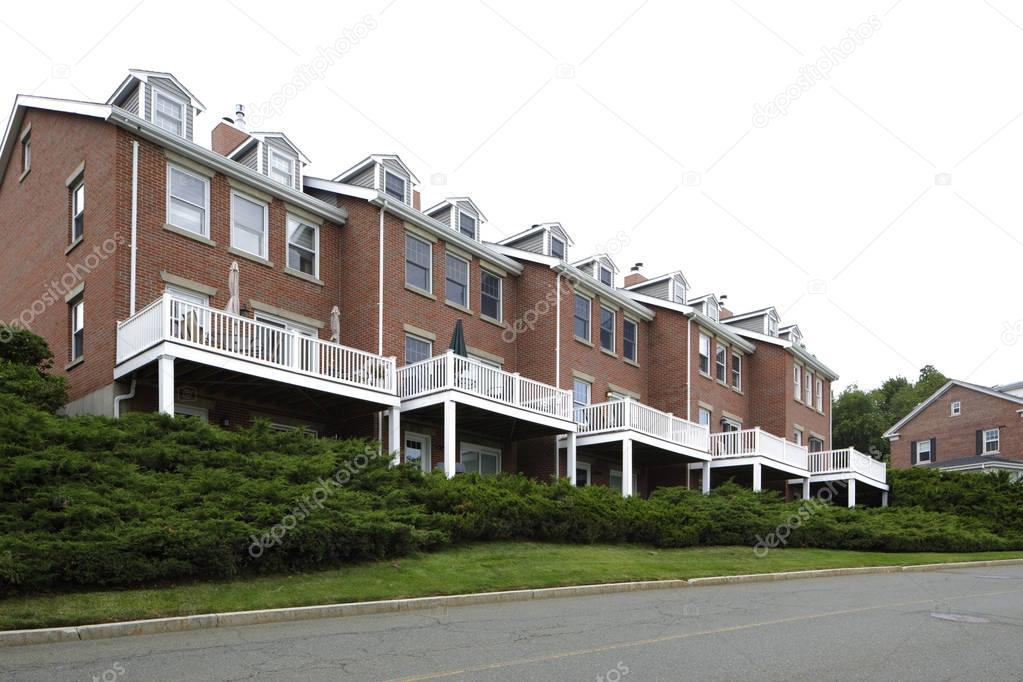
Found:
623,270 -> 690,304
424,197 -> 487,241
781,324 -> 803,346
572,254 -> 619,288
670,272 -> 688,304
766,309 -> 780,337
722,306 -> 781,336
227,131 -> 309,190
107,69 -> 205,141
498,222 -> 574,260
333,154 -> 419,205
690,294 -> 722,322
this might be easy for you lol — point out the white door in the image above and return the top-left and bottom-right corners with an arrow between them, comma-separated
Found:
405,432 -> 431,472
576,460 -> 591,486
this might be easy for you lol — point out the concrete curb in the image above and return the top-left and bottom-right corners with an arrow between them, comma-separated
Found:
3,558 -> 1022,648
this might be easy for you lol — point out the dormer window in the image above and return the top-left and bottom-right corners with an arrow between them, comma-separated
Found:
550,236 -> 566,260
153,89 -> 185,137
459,211 -> 477,239
767,315 -> 779,337
599,265 -> 613,287
385,171 -> 406,202
672,282 -> 686,304
269,150 -> 295,187
706,299 -> 720,322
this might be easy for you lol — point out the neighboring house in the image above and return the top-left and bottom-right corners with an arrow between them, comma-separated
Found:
884,380 -> 1023,478
0,67 -> 885,505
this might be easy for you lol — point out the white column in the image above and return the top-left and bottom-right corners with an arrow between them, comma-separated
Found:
802,478 -> 811,500
847,478 -> 857,508
622,438 -> 633,497
566,432 -> 577,484
388,407 -> 401,466
701,461 -> 711,494
881,490 -> 889,507
443,400 -> 456,478
752,462 -> 762,492
157,355 -> 175,416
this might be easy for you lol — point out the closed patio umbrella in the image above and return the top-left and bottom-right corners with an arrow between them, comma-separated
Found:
330,306 -> 341,343
449,319 -> 468,357
225,261 -> 240,316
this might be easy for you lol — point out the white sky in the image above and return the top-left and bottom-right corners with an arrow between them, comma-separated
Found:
2,0 -> 1021,391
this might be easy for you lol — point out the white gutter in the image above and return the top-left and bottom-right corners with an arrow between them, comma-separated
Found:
129,140 -> 139,315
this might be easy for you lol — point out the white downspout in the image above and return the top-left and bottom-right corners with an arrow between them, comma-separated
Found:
377,201 -> 387,450
686,317 -> 692,421
129,140 -> 139,315
554,272 -> 563,479
113,378 -> 136,419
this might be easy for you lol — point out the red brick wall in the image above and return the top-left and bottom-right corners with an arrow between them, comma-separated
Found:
890,386 -> 1023,468
687,322 -> 750,432
748,343 -> 830,448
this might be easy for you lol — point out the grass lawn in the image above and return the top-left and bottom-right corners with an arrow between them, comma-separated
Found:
3,543 -> 1022,631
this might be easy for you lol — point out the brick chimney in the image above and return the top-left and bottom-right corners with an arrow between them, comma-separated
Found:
624,262 -> 646,287
212,120 -> 250,157
413,189 -> 421,210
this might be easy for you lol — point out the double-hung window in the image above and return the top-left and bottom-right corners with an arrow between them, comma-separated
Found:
458,211 -> 476,239
550,236 -> 565,260
574,294 -> 591,341
167,165 -> 209,236
573,378 -> 591,412
951,401 -> 961,416
793,366 -> 802,402
793,429 -> 803,446
916,439 -> 932,463
385,171 -> 406,202
983,428 -> 1000,454
698,333 -> 711,375
153,89 -> 185,137
599,306 -> 615,352
599,265 -> 613,287
623,318 -> 637,362
70,180 -> 85,242
231,192 -> 268,258
480,270 -> 502,321
69,298 -> 84,361
405,234 -> 432,292
815,378 -> 824,411
445,253 -> 469,307
404,334 -> 432,364
698,407 -> 711,427
461,444 -> 500,476
287,216 -> 319,277
805,371 -> 813,405
269,150 -> 295,187
715,343 -> 727,382
731,352 -> 742,390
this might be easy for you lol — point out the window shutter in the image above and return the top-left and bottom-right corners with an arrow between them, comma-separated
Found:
910,441 -> 917,465
976,430 -> 983,456
930,437 -> 936,463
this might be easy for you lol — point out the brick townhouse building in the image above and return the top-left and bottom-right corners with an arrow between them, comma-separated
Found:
0,69 -> 888,504
884,379 -> 1023,478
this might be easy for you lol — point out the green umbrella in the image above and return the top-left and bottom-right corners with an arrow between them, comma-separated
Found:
449,319 -> 468,357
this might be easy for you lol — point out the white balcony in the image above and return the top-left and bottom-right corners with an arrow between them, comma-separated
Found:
575,398 -> 710,459
115,294 -> 398,407
808,448 -> 887,486
397,350 -> 574,431
708,427 -> 810,477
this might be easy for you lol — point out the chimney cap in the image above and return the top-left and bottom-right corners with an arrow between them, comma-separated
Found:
630,262 -> 643,272
234,104 -> 246,130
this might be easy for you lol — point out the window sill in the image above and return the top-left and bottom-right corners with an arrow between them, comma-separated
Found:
64,237 -> 84,255
444,301 -> 473,315
698,371 -> 712,380
65,357 -> 84,371
716,379 -> 729,387
480,314 -> 504,328
164,223 -> 216,247
982,451 -> 1001,456
405,284 -> 436,300
732,387 -> 744,395
624,357 -> 640,368
600,347 -> 617,358
228,246 -> 273,268
284,267 -> 324,286
574,335 -> 593,348
18,167 -> 30,183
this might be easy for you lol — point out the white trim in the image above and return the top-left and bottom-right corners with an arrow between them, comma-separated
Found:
457,210 -> 478,240
286,214 -> 320,279
404,431 -> 432,473
405,232 -> 433,294
951,400 -> 961,416
444,251 -> 471,309
575,460 -> 592,486
884,379 -> 1023,437
598,304 -> 616,353
983,428 -> 1001,454
152,87 -> 186,137
480,268 -> 503,322
269,147 -> 297,187
166,162 -> 210,238
915,439 -> 932,463
698,332 -> 712,376
174,405 -> 209,422
623,317 -> 638,363
573,291 -> 593,342
731,351 -> 742,391
230,190 -> 269,259
383,168 -> 408,203
404,332 -> 433,365
460,442 -> 502,476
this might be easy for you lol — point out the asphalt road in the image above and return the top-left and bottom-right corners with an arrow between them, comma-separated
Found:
4,565 -> 1023,681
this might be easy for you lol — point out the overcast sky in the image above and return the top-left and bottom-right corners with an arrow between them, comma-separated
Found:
2,1 -> 1021,391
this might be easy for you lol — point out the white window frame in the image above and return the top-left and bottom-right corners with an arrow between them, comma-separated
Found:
805,371 -> 813,405
153,88 -> 186,137
70,298 -> 84,361
598,265 -> 613,287
698,407 -> 711,427
458,210 -> 477,239
816,378 -> 824,411
70,179 -> 85,242
731,352 -> 742,391
286,214 -> 320,278
575,460 -> 592,487
573,378 -> 592,414
268,422 -> 319,437
480,269 -> 502,322
550,235 -> 566,260
460,442 -> 501,476
610,469 -> 638,497
721,417 -> 741,432
623,318 -> 638,363
599,305 -> 615,352
916,439 -> 932,463
269,148 -> 296,187
404,233 -> 433,293
793,365 -> 802,403
767,314 -> 779,337
793,428 -> 803,446
951,401 -> 961,416
672,279 -> 686,305
574,293 -> 592,342
384,169 -> 407,203
166,163 -> 210,237
404,333 -> 433,365
230,190 -> 269,259
698,333 -> 711,376
404,431 -> 431,473
706,299 -> 720,322
445,252 -> 470,308
715,343 -> 727,383
983,428 -> 1000,454
174,405 -> 209,422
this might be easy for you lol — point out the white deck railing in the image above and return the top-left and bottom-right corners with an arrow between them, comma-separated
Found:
116,294 -> 396,393
709,427 -> 809,471
575,399 -> 710,452
808,448 -> 887,483
396,350 -> 573,421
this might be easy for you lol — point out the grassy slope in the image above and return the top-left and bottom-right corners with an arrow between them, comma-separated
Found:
3,543 -> 1022,630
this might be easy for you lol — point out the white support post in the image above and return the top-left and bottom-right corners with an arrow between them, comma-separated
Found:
881,490 -> 889,507
388,407 -> 401,466
289,332 -> 299,370
752,462 -> 762,492
701,461 -> 711,494
622,397 -> 632,429
157,355 -> 175,416
444,349 -> 455,389
802,477 -> 811,500
512,372 -> 521,407
566,432 -> 577,485
622,438 -> 634,497
847,478 -> 857,508
443,400 -> 456,479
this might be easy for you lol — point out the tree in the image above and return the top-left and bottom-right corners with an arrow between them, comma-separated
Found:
0,327 -> 67,412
